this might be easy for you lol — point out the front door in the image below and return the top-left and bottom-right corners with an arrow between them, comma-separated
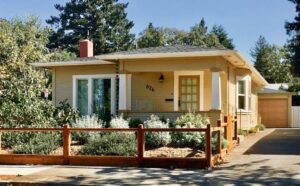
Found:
179,76 -> 199,112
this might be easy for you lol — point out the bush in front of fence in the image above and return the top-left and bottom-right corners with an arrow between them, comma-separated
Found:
143,115 -> 171,148
72,114 -> 104,144
171,113 -> 210,150
12,132 -> 61,155
79,132 -> 137,156
211,133 -> 228,154
79,115 -> 136,156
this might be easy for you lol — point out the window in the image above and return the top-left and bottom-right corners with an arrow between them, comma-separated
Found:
236,76 -> 251,112
73,75 -> 116,116
238,80 -> 246,110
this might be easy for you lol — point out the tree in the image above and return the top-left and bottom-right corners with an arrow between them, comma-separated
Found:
211,25 -> 234,49
0,17 -> 56,128
160,28 -> 188,46
137,23 -> 164,48
136,18 -> 233,49
187,18 -> 223,48
46,0 -> 135,55
251,36 -> 292,83
285,0 -> 300,75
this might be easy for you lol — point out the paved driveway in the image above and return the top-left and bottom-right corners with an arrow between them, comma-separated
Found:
1,129 -> 300,185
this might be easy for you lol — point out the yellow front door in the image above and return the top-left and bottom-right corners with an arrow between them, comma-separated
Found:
179,76 -> 199,112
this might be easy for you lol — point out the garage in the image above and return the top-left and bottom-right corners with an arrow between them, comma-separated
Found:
258,98 -> 288,128
258,84 -> 292,128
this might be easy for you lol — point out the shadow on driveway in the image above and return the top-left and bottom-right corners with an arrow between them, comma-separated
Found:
244,129 -> 300,155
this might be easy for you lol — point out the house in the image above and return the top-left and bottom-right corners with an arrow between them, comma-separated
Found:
31,40 -> 268,129
258,84 -> 294,128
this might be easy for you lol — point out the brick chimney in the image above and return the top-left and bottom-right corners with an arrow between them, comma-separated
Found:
79,39 -> 93,58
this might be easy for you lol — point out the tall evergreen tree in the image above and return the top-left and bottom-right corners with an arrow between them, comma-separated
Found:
187,18 -> 222,48
136,18 -> 232,49
251,36 -> 292,83
137,23 -> 164,48
211,25 -> 234,49
46,0 -> 135,55
285,0 -> 300,75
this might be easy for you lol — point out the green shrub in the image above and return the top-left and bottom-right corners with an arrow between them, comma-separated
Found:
129,118 -> 143,128
54,100 -> 79,127
172,113 -> 210,149
109,115 -> 129,128
144,115 -> 171,148
211,133 -> 228,154
72,114 -> 103,144
238,128 -> 247,135
79,132 -> 136,156
255,124 -> 266,131
12,132 -> 60,155
248,127 -> 258,134
175,113 -> 210,128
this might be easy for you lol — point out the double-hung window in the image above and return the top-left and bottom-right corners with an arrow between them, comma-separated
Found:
73,75 -> 116,116
237,76 -> 251,112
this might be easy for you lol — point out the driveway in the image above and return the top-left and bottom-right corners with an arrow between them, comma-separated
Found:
0,129 -> 300,185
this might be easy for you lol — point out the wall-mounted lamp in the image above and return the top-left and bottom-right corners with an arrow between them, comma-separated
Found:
159,73 -> 165,83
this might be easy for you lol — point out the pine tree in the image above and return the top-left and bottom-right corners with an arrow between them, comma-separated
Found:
211,25 -> 234,49
137,23 -> 164,48
46,0 -> 135,55
285,0 -> 300,75
251,36 -> 292,83
187,18 -> 222,48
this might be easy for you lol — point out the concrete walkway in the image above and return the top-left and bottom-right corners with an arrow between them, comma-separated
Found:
0,129 -> 300,185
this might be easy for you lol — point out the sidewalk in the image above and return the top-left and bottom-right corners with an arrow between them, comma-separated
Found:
0,129 -> 300,185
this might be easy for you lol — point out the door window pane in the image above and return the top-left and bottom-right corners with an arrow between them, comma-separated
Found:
93,79 -> 111,120
192,78 -> 197,85
187,87 -> 191,93
187,78 -> 192,85
77,79 -> 88,116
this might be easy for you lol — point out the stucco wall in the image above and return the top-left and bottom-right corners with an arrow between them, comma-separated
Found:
131,72 -> 174,112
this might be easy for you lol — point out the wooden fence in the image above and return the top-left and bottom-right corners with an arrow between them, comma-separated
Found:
0,115 -> 238,169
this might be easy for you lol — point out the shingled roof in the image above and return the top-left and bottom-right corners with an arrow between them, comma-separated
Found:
102,45 -> 229,56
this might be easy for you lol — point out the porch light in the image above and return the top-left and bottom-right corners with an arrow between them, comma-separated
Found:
159,73 -> 165,83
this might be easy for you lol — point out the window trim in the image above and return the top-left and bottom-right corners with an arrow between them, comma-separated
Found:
72,74 -> 116,115
236,75 -> 251,113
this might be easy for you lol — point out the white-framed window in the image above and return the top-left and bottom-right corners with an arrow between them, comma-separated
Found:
72,74 -> 116,116
236,75 -> 251,112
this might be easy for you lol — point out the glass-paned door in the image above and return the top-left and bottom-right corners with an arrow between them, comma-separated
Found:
74,75 -> 115,118
179,76 -> 199,111
76,79 -> 89,115
92,78 -> 111,121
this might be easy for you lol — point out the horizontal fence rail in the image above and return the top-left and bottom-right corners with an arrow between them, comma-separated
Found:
0,115 -> 238,169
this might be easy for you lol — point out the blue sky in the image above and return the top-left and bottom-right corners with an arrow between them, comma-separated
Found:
0,0 -> 295,61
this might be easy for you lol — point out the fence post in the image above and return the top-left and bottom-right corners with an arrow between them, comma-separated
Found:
137,124 -> 144,166
226,115 -> 233,150
63,124 -> 70,165
206,124 -> 212,168
217,120 -> 222,156
234,116 -> 238,141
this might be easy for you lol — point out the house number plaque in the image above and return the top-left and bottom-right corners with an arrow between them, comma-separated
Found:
146,84 -> 155,92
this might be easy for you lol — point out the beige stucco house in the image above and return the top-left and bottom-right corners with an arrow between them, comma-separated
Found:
32,40 -> 268,129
